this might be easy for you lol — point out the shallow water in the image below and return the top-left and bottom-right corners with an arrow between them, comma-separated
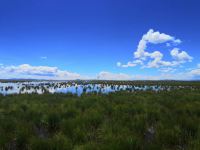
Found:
0,81 -> 173,96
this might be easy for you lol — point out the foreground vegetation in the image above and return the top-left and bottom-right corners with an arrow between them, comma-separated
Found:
0,88 -> 200,149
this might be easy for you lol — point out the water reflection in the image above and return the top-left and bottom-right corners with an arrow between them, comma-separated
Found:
0,81 -> 191,96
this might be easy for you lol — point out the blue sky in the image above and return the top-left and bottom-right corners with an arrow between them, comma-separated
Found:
0,0 -> 200,80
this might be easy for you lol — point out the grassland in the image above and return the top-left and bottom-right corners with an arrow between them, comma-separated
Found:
0,81 -> 200,150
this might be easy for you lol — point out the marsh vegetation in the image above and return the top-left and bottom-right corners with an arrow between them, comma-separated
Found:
0,81 -> 200,149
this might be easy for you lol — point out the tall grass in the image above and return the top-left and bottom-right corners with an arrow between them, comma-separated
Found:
0,89 -> 200,149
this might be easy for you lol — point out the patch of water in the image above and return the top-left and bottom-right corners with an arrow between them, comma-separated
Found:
0,81 -> 173,96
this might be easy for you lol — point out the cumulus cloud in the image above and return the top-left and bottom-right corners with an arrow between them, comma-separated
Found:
134,29 -> 181,60
5,64 -> 58,76
118,29 -> 192,69
0,64 -> 81,80
120,60 -> 143,68
0,64 -> 133,80
1,63 -> 199,80
170,48 -> 193,62
97,71 -> 132,80
143,29 -> 181,44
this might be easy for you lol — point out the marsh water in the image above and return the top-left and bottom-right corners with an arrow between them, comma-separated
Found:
0,81 -> 181,96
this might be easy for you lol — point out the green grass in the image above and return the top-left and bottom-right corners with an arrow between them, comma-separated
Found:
0,89 -> 200,150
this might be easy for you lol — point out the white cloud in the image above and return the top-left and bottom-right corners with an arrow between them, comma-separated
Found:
145,51 -> 163,68
134,29 -> 181,60
175,65 -> 200,79
170,48 -> 193,62
97,71 -> 132,80
8,64 -> 58,75
121,62 -> 137,68
0,64 -> 82,80
98,68 -> 200,80
121,60 -> 143,68
159,67 -> 176,73
0,64 -> 135,80
188,68 -> 200,77
143,29 -> 181,44
41,56 -> 47,59
118,29 -> 192,69
1,63 -> 200,81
